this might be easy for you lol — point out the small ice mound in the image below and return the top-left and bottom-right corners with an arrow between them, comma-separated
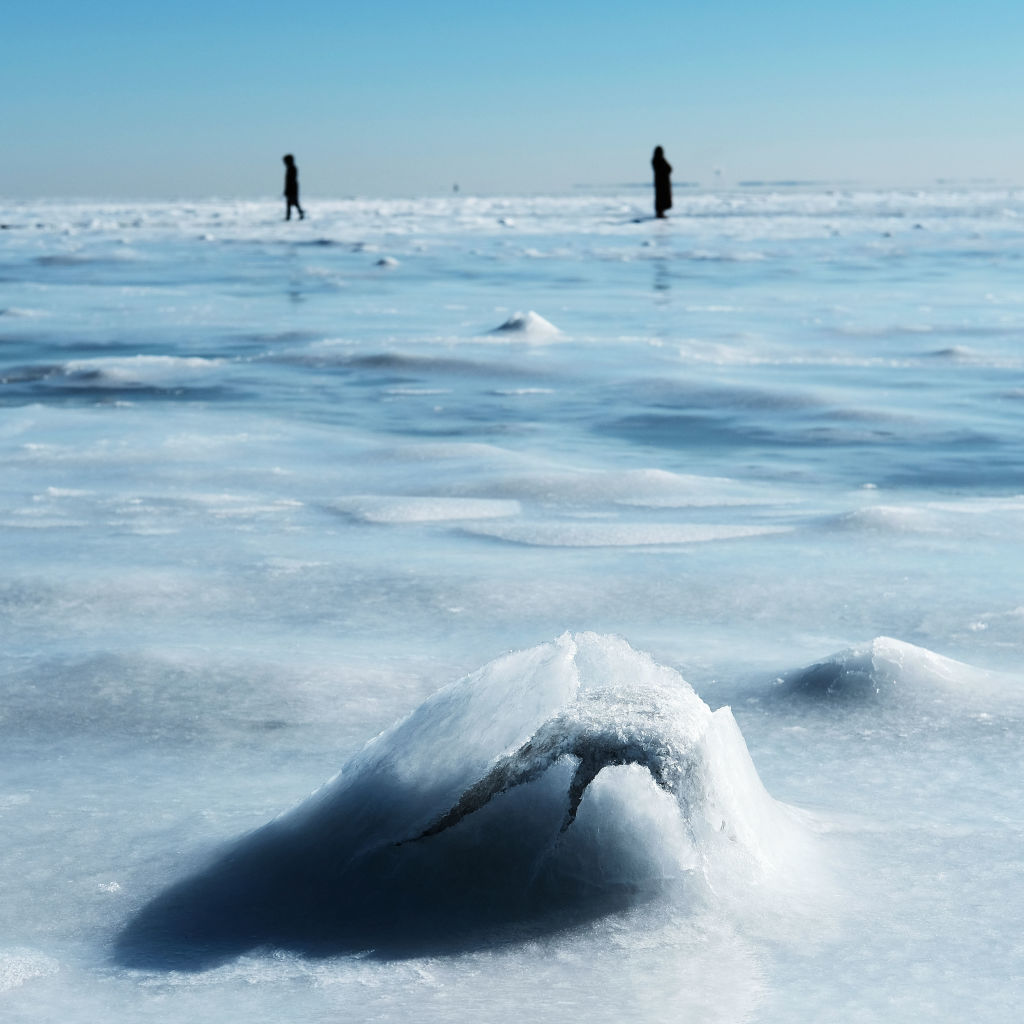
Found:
330,495 -> 520,523
117,634 -> 810,968
781,637 -> 994,702
489,310 -> 562,339
374,256 -> 399,268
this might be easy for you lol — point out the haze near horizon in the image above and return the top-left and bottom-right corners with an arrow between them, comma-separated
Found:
4,0 -> 1024,198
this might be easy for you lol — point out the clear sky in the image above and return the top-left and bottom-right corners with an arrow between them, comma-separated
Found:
4,0 -> 1024,198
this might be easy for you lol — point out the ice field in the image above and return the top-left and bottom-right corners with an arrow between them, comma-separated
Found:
1,188 -> 1023,1021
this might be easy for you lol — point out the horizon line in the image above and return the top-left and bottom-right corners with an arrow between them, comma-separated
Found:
2,177 -> 1021,206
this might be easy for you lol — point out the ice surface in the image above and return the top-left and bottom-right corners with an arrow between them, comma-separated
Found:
3,189 -> 1024,1022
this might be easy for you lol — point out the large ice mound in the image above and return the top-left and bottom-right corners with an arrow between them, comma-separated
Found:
116,633 -> 808,969
781,636 -> 995,701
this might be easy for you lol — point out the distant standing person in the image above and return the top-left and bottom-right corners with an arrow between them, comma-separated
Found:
282,154 -> 304,221
651,146 -> 672,219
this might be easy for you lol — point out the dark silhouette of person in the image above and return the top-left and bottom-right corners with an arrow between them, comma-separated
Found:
652,146 -> 672,219
283,154 -> 305,221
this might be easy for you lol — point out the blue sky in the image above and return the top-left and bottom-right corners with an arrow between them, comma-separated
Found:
4,1 -> 1024,197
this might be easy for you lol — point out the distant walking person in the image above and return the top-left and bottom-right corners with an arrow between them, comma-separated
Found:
651,146 -> 672,219
282,154 -> 305,221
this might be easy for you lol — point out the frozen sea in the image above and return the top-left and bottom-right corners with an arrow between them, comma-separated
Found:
1,188 -> 1023,1022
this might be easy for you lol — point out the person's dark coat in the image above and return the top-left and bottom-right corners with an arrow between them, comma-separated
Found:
652,147 -> 672,218
282,154 -> 304,220
284,162 -> 299,202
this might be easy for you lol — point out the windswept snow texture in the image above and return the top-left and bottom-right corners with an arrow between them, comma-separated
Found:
2,190 -> 1024,1022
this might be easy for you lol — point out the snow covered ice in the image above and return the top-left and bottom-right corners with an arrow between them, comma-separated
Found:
1,189 -> 1023,1021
